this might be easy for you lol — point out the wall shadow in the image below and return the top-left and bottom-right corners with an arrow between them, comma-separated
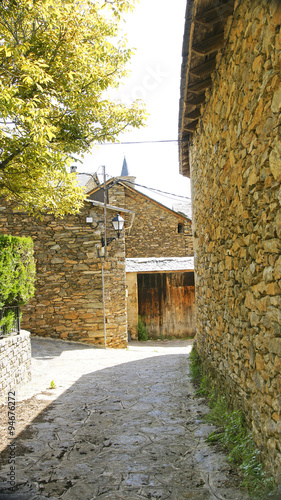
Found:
31,336 -> 104,360
0,350 -> 194,499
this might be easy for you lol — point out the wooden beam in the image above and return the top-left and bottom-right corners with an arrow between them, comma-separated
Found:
192,32 -> 225,56
186,93 -> 205,106
188,77 -> 212,93
181,165 -> 190,178
190,59 -> 216,77
180,134 -> 190,144
185,108 -> 201,120
180,153 -> 190,168
184,119 -> 199,132
195,1 -> 234,26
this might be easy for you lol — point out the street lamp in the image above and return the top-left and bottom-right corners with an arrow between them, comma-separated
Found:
112,214 -> 125,238
101,213 -> 125,247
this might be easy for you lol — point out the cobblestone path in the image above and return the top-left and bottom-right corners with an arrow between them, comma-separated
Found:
0,339 -> 248,499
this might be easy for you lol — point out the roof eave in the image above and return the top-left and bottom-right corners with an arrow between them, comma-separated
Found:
178,0 -> 235,178
87,179 -> 192,222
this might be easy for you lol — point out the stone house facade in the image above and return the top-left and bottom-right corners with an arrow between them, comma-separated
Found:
0,199 -> 128,348
88,176 -> 193,258
88,176 -> 195,340
179,0 -> 281,482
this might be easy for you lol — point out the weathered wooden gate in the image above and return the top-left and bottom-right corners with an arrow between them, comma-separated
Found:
137,272 -> 195,339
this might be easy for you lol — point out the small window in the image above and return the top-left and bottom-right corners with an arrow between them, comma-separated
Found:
178,223 -> 184,234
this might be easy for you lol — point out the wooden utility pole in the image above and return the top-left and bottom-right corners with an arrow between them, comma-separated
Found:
102,165 -> 107,348
103,165 -> 107,258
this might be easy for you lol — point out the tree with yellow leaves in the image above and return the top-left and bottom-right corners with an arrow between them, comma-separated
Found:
0,0 -> 146,216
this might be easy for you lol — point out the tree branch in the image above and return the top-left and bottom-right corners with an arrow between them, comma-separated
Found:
0,144 -> 29,171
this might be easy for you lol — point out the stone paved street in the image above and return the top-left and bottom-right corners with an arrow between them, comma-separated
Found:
0,338 -> 248,499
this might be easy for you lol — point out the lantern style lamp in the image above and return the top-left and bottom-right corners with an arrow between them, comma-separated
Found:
112,214 -> 125,238
101,213 -> 125,248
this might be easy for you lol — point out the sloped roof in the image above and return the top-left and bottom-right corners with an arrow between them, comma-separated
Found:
74,172 -> 100,190
126,257 -> 194,273
76,173 -> 91,187
87,178 -> 192,223
179,0 -> 235,177
86,199 -> 133,213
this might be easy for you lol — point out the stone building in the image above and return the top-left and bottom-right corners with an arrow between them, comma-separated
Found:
179,0 -> 281,481
88,162 -> 195,339
126,257 -> 195,340
0,156 -> 194,347
88,163 -> 193,259
0,199 -> 129,348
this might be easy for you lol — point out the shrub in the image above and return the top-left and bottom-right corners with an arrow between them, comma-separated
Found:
0,308 -> 18,336
137,315 -> 148,341
0,234 -> 36,308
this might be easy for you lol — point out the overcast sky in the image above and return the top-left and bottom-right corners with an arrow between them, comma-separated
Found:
79,0 -> 191,212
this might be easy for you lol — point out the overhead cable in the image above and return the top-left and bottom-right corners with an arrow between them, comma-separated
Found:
93,139 -> 179,145
76,172 -> 191,201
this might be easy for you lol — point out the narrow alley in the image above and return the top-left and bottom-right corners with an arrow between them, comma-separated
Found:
0,338 -> 247,499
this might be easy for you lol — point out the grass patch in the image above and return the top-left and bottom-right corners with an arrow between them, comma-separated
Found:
189,346 -> 276,498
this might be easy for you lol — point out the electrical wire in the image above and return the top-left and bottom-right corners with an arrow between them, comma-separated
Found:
76,171 -> 191,201
103,173 -> 191,200
123,179 -> 191,200
93,139 -> 180,145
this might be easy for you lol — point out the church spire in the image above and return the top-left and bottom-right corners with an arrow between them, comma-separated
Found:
119,156 -> 136,186
121,156 -> 129,177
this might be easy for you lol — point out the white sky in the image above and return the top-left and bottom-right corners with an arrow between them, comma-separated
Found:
79,0 -> 191,212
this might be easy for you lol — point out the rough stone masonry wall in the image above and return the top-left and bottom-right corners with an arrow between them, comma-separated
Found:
190,0 -> 281,482
109,184 -> 194,258
0,202 -> 127,348
0,331 -> 31,402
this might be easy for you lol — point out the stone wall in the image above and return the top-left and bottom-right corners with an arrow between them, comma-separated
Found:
126,273 -> 139,340
189,0 -> 281,481
0,201 -> 127,348
108,182 -> 194,258
0,331 -> 31,402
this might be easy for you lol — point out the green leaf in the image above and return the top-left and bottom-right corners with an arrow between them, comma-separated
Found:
0,0 -> 146,217
0,234 -> 35,307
